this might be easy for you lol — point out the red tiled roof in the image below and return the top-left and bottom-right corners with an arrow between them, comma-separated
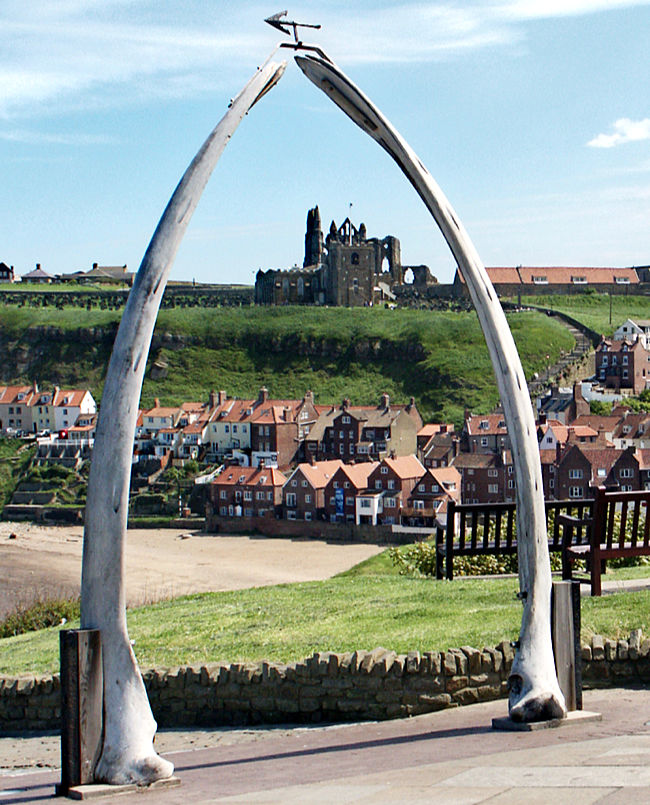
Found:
214,466 -> 287,487
465,414 -> 507,436
291,460 -> 345,489
381,455 -> 425,479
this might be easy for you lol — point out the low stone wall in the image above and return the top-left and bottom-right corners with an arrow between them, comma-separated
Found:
206,515 -> 415,545
2,632 -> 649,734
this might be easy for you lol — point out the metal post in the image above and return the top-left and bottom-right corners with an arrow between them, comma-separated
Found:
551,580 -> 582,712
57,629 -> 103,796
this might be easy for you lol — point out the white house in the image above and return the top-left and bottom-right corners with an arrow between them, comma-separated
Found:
614,319 -> 650,350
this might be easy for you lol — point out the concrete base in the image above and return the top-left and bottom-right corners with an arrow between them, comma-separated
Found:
58,776 -> 181,800
492,709 -> 602,731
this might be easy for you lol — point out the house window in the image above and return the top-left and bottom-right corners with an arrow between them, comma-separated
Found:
375,480 -> 382,490
286,493 -> 297,507
346,497 -> 354,506
305,511 -> 312,521
597,468 -> 607,477
571,276 -> 587,284
305,494 -> 312,503
344,482 -> 350,489
532,276 -> 548,284
256,491 -> 265,500
508,479 -> 515,489
488,469 -> 498,477
243,490 -> 252,501
232,425 -> 238,433
301,480 -> 308,487
219,490 -> 227,500
267,492 -> 273,501
467,469 -> 474,475
220,506 -> 227,516
569,486 -> 583,498
568,469 -> 583,479
381,466 -> 388,474
349,444 -> 355,454
412,500 -> 423,510
549,479 -> 555,489
339,430 -> 344,438
387,480 -> 395,489
481,438 -> 488,447
291,480 -> 298,487
360,499 -> 371,509
620,468 -> 633,478
488,484 -> 499,493
342,416 -> 351,424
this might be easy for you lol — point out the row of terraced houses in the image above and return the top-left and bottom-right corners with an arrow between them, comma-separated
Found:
4,377 -> 650,528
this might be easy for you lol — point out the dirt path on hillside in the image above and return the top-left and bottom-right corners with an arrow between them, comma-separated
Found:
0,522 -> 383,619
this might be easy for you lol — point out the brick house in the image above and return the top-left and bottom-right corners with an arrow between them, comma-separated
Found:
305,395 -> 422,461
463,413 -> 510,454
283,460 -> 344,521
249,389 -> 320,468
611,411 -> 650,450
595,337 -> 649,394
402,467 -> 461,527
537,421 -> 599,451
210,465 -> 287,519
537,382 -> 589,425
416,424 -> 458,468
0,384 -> 37,433
452,451 -> 515,503
555,446 -> 622,499
323,461 -> 379,523
357,455 -> 425,525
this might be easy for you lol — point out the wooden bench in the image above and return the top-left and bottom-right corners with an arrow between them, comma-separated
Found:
435,498 -> 594,581
561,486 -> 650,596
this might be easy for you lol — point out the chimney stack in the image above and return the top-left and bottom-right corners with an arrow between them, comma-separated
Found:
381,393 -> 390,410
258,387 -> 269,403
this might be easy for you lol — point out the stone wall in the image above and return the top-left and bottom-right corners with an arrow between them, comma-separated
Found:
2,632 -> 648,734
206,515 -> 414,545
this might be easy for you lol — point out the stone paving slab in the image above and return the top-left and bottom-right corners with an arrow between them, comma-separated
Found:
2,688 -> 650,804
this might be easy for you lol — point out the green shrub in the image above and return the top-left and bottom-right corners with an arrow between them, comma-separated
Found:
389,543 -> 567,577
0,596 -> 80,638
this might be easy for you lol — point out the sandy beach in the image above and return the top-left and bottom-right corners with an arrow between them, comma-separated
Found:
0,522 -> 384,619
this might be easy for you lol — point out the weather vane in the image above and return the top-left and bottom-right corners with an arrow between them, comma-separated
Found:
265,10 -> 321,43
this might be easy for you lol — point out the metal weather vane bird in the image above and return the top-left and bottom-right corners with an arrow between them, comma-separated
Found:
265,10 -> 321,44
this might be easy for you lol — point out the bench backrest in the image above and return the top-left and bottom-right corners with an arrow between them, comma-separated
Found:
446,498 -> 595,551
595,487 -> 650,550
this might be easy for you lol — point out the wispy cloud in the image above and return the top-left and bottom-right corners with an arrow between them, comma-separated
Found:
1,1 -> 650,119
0,128 -> 116,145
588,118 -> 650,148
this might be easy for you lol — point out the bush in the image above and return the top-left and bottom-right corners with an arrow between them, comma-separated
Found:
0,595 -> 80,638
389,543 -> 566,578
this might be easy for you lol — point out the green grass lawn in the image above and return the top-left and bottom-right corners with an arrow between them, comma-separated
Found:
2,549 -> 649,676
517,293 -> 650,336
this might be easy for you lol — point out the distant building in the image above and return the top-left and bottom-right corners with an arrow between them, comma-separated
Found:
59,262 -> 133,285
0,262 -> 15,283
21,263 -> 53,283
595,337 -> 649,394
255,206 -> 437,307
453,265 -> 641,297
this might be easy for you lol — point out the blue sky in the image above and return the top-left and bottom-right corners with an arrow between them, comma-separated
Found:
2,0 -> 649,285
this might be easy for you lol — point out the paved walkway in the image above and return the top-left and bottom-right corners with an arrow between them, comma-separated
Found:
2,687 -> 650,803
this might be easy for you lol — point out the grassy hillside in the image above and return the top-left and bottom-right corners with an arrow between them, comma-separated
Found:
518,292 -> 650,336
0,305 -> 573,425
0,438 -> 36,506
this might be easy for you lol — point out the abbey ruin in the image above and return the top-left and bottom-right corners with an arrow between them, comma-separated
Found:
254,206 -> 437,306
